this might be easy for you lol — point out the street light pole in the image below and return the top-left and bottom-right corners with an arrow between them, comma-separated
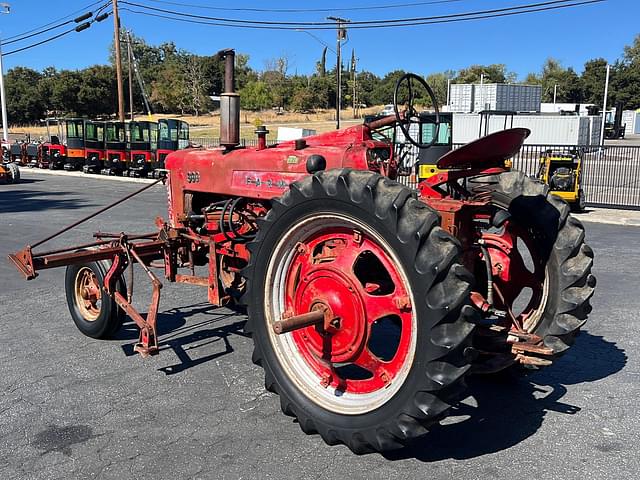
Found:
327,16 -> 349,130
599,63 -> 610,148
0,2 -> 11,143
0,39 -> 9,143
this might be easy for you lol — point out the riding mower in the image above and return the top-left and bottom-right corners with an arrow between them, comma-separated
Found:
0,160 -> 20,184
537,149 -> 585,212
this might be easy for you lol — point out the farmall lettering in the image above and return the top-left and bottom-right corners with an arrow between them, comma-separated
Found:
232,171 -> 305,196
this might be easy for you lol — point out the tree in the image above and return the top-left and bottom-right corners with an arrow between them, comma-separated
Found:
371,70 -> 407,105
239,81 -> 273,110
77,66 -> 117,117
49,70 -> 83,114
580,58 -> 608,106
611,34 -> 640,109
425,72 -> 452,107
454,64 -> 515,84
5,67 -> 44,125
150,61 -> 188,114
539,58 -> 581,102
355,71 -> 381,106
316,47 -> 327,77
184,56 -> 210,116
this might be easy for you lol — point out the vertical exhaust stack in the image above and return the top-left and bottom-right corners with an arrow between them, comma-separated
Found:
218,49 -> 240,149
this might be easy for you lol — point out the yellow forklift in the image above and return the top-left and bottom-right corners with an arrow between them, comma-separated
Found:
537,149 -> 586,212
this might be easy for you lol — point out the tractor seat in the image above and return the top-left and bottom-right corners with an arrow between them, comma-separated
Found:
51,136 -> 60,145
436,128 -> 530,170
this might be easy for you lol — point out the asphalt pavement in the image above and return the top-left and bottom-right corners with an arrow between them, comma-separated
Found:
0,170 -> 638,479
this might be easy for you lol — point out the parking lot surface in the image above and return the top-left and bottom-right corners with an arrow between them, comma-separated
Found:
0,170 -> 637,479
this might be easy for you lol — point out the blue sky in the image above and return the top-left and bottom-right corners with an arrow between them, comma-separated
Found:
1,0 -> 637,79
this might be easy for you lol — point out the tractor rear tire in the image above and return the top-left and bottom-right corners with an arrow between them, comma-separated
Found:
477,171 -> 596,360
243,169 -> 477,453
65,260 -> 126,339
5,162 -> 19,183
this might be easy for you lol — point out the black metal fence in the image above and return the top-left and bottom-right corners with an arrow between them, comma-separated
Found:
192,136 -> 640,210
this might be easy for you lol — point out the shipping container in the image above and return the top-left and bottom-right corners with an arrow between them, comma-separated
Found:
622,110 -> 640,136
449,83 -> 541,113
451,114 -> 599,145
276,127 -> 317,142
449,84 -> 474,113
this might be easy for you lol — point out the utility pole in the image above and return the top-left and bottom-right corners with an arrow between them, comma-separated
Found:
553,84 -> 558,105
126,31 -> 134,120
327,16 -> 349,129
113,0 -> 125,122
351,50 -> 357,119
0,3 -> 11,143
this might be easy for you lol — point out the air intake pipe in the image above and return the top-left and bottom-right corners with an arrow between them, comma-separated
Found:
218,48 -> 240,149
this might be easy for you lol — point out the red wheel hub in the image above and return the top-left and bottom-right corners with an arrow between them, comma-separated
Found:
282,227 -> 414,395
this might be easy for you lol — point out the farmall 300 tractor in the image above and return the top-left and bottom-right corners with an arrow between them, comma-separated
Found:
8,50 -> 595,454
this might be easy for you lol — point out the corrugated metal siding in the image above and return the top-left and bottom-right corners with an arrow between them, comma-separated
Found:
450,83 -> 541,113
449,84 -> 474,113
622,110 -> 640,136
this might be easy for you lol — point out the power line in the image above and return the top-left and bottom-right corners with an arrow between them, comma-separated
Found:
121,0 -> 603,27
140,0 -> 468,13
2,0 -> 106,42
4,10 -> 112,56
120,0 -> 605,30
4,27 -> 79,56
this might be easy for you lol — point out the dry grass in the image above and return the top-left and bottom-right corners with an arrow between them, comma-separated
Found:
10,106 -> 384,140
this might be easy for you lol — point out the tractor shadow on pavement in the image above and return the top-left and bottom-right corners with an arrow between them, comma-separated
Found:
386,331 -> 627,462
0,187 -> 93,214
117,302 -> 249,375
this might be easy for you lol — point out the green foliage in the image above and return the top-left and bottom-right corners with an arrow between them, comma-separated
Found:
580,58 -> 608,105
454,64 -> 515,84
611,34 -> 640,109
5,67 -> 44,125
239,81 -> 273,110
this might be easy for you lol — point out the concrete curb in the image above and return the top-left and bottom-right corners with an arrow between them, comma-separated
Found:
21,167 -> 155,184
575,208 -> 640,227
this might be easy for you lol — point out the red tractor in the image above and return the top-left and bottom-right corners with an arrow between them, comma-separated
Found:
8,50 -> 595,454
36,118 -> 67,170
155,118 -> 190,178
62,118 -> 87,171
101,121 -> 127,175
125,120 -> 158,177
82,120 -> 106,174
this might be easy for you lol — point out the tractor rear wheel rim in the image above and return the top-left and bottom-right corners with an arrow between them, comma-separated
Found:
265,213 -> 417,415
482,221 -> 549,333
74,267 -> 102,322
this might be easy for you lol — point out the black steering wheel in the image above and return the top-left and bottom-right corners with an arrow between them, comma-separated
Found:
393,73 -> 440,149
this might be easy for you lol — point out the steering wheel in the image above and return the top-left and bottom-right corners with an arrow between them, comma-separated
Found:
393,73 -> 440,149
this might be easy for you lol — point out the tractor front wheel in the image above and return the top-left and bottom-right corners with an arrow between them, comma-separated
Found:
244,169 -> 477,453
65,260 -> 126,339
5,162 -> 20,183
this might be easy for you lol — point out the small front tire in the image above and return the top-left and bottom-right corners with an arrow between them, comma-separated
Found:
65,260 -> 126,339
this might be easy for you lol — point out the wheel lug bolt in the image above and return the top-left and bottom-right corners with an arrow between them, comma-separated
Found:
320,374 -> 332,388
